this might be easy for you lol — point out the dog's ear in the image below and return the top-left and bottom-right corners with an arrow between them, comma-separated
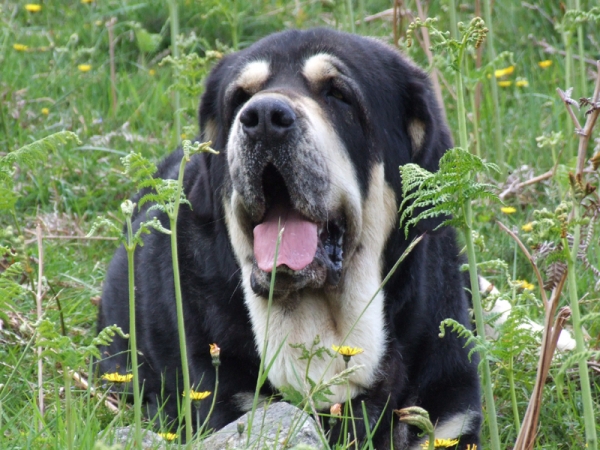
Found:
186,55 -> 236,221
395,60 -> 454,234
198,55 -> 234,148
402,67 -> 453,173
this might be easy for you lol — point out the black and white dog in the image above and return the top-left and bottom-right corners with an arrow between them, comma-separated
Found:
98,28 -> 481,449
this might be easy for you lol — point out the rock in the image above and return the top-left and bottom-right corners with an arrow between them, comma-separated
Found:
97,426 -> 168,450
200,402 -> 322,450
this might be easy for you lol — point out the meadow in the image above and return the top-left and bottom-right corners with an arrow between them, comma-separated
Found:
0,0 -> 599,449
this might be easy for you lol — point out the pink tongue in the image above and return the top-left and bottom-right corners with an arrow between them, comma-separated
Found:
253,206 -> 318,272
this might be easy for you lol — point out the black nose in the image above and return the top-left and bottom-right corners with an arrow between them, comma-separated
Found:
239,97 -> 296,141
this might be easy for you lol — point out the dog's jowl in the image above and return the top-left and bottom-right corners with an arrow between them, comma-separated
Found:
98,28 -> 481,449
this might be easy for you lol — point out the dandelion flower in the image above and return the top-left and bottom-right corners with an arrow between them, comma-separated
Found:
25,4 -> 42,12
466,445 -> 478,450
102,372 -> 133,383
420,438 -> 460,448
184,389 -> 211,401
521,222 -> 533,232
13,43 -> 29,52
78,64 -> 92,72
332,345 -> 364,357
149,69 -> 156,76
538,60 -> 552,69
516,280 -> 534,291
158,432 -> 177,441
498,80 -> 512,88
181,133 -> 187,140
494,65 -> 514,78
81,0 -> 94,3
516,79 -> 529,88
501,206 -> 516,214
41,108 -> 49,115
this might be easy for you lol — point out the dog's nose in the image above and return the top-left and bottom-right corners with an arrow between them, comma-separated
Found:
239,98 -> 296,140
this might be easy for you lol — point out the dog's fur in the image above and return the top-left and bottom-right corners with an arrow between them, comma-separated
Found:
98,28 -> 481,449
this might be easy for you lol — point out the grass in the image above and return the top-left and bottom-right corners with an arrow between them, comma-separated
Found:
1,0 -> 600,449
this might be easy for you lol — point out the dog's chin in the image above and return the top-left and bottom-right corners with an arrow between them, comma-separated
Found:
249,241 -> 343,300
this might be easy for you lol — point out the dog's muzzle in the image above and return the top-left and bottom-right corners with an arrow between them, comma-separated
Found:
229,95 -> 346,298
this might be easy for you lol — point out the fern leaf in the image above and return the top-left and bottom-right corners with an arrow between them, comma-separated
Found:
400,148 -> 499,236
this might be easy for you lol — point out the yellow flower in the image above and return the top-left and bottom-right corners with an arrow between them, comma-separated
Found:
158,432 -> 177,441
516,79 -> 529,88
78,64 -> 92,72
209,343 -> 220,358
81,0 -> 94,3
184,389 -> 211,401
495,65 -> 514,78
516,280 -> 534,291
521,222 -> 533,232
181,133 -> 187,139
13,43 -> 29,52
25,4 -> 42,12
102,372 -> 133,383
538,60 -> 552,69
149,69 -> 156,76
498,80 -> 512,88
41,108 -> 49,115
330,403 -> 342,417
466,445 -> 478,450
332,345 -> 364,357
420,438 -> 460,448
501,206 -> 516,214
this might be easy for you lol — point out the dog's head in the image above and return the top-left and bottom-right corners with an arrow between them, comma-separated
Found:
197,29 -> 452,300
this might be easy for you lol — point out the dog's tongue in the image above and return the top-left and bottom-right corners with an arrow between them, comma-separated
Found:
253,206 -> 318,272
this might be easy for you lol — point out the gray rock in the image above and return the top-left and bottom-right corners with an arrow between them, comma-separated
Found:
199,402 -> 323,450
97,426 -> 169,450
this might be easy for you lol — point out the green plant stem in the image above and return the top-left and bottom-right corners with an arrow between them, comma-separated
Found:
463,203 -> 501,450
469,87 -> 481,158
482,0 -> 504,174
563,202 -> 598,450
171,157 -> 193,443
358,0 -> 365,34
345,0 -> 355,33
562,3 -> 576,160
454,35 -> 501,450
448,0 -> 458,39
125,216 -> 142,450
574,0 -> 586,97
199,365 -> 219,435
247,227 -> 282,444
63,369 -> 73,450
508,355 -> 520,434
168,0 -> 181,143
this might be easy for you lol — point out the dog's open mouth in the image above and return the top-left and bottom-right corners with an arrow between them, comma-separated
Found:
250,164 -> 345,294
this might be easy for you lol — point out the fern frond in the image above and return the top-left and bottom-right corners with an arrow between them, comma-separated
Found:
400,148 -> 499,236
556,350 -> 600,380
1,131 -> 81,190
439,318 -> 491,361
2,131 -> 81,167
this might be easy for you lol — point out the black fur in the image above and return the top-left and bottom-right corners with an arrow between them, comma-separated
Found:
98,28 -> 481,448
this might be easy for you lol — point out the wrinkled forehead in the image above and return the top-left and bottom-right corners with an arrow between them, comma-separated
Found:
226,52 -> 350,95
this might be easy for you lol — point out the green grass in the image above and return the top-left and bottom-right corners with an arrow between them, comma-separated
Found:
1,0 -> 599,448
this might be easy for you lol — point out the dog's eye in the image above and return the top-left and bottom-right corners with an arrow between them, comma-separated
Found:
232,89 -> 252,111
326,85 -> 350,105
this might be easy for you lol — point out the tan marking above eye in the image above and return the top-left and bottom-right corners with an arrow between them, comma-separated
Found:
408,119 -> 426,154
235,60 -> 270,94
303,53 -> 342,86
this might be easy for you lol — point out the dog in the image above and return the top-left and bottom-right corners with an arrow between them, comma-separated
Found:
98,28 -> 482,449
